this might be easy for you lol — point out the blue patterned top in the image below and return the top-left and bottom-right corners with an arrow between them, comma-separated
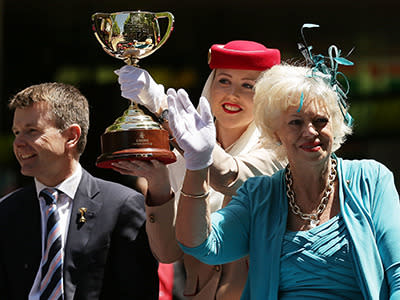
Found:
279,214 -> 363,299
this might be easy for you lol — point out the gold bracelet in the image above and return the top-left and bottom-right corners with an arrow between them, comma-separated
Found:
180,189 -> 210,199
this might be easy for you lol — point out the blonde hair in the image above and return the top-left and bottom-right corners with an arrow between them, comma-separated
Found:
254,64 -> 352,160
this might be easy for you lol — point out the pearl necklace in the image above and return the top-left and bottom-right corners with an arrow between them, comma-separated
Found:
285,158 -> 337,228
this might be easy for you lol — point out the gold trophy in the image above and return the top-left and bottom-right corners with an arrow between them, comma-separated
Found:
92,11 -> 176,168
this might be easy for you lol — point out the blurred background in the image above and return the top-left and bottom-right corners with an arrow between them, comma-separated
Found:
1,0 -> 399,196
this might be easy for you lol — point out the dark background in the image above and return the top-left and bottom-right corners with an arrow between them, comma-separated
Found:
1,0 -> 399,196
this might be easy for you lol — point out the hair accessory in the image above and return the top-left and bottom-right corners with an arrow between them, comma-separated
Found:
297,92 -> 304,112
298,24 -> 354,126
208,40 -> 280,71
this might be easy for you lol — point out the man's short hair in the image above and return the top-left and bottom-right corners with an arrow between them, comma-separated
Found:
9,82 -> 90,154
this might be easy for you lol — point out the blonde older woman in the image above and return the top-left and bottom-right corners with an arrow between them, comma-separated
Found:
171,63 -> 400,299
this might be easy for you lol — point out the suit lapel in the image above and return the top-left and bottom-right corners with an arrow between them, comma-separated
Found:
65,169 -> 103,255
63,170 -> 103,299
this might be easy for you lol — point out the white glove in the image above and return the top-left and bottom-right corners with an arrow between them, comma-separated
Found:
115,65 -> 167,113
167,88 -> 216,170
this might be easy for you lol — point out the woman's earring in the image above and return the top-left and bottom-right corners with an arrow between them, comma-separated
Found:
276,141 -> 282,146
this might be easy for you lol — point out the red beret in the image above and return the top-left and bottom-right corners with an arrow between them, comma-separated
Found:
208,40 -> 280,71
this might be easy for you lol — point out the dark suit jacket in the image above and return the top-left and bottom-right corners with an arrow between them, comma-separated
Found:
0,169 -> 159,300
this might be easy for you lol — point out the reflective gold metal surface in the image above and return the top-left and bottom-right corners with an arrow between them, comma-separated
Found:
91,11 -> 176,168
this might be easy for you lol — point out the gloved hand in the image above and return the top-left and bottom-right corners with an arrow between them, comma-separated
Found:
167,88 -> 216,170
115,65 -> 167,113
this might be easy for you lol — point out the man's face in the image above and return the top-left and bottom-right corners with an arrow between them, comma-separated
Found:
12,102 -> 71,186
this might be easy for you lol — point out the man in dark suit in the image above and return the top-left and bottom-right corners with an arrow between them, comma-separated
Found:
0,82 -> 159,299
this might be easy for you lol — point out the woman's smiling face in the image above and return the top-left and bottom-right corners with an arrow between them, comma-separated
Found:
274,98 -> 334,165
210,68 -> 261,134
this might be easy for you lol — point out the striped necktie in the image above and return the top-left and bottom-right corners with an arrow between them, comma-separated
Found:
39,188 -> 64,300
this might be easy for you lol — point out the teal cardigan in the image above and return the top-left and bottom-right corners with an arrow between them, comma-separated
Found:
180,157 -> 400,299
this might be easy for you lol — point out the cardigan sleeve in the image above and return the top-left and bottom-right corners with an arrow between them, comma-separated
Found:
369,162 -> 400,298
179,177 -> 259,265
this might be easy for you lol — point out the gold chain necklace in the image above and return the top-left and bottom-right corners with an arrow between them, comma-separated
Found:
285,158 -> 337,228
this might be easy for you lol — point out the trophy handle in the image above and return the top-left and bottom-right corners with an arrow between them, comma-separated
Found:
91,13 -> 113,34
92,12 -> 109,19
91,13 -> 113,55
153,12 -> 174,53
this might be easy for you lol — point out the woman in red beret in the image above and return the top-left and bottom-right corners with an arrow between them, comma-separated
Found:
112,40 -> 286,300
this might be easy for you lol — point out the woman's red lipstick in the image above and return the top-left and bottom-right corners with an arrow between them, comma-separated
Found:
300,141 -> 321,152
222,103 -> 242,114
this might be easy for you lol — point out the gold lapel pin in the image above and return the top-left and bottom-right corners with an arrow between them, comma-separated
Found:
79,207 -> 87,223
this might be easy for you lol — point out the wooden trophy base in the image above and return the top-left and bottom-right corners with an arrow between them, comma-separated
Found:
96,128 -> 177,169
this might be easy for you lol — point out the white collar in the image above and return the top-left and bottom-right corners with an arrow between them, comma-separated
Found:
35,163 -> 83,200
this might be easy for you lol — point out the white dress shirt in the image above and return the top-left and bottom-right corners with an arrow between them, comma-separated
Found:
28,164 -> 83,300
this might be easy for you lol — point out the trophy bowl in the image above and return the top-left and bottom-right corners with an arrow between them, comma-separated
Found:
91,11 -> 176,169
